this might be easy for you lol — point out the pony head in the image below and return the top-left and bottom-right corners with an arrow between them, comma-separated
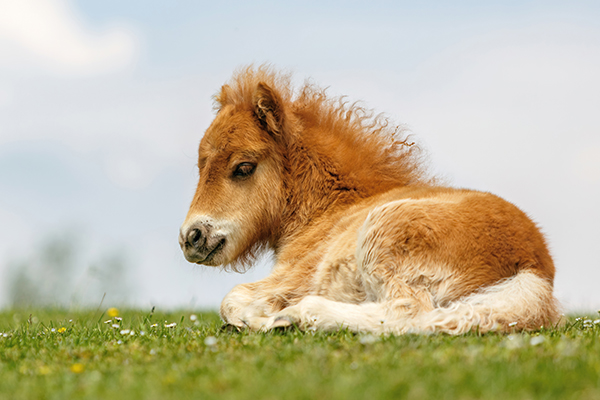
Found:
179,68 -> 291,270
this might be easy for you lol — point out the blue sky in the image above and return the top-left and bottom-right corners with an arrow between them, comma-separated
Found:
0,0 -> 599,310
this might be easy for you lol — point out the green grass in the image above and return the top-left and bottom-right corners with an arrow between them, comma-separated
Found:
0,309 -> 599,400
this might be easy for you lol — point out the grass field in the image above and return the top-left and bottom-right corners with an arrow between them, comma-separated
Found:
0,308 -> 598,400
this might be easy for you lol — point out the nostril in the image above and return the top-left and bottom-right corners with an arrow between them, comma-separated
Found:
187,228 -> 203,247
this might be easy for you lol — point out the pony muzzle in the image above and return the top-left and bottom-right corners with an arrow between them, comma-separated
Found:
179,222 -> 227,265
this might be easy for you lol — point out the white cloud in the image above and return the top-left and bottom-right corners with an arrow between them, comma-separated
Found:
388,23 -> 600,182
0,0 -> 138,76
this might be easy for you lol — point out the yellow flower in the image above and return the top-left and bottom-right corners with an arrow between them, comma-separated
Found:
107,308 -> 119,318
70,363 -> 85,373
57,327 -> 66,333
38,365 -> 51,375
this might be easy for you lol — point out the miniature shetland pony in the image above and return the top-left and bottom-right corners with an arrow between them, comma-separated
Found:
179,66 -> 560,334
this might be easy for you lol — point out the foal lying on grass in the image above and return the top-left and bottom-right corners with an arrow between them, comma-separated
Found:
179,66 -> 560,335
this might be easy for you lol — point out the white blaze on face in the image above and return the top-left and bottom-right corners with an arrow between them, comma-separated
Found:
182,215 -> 235,239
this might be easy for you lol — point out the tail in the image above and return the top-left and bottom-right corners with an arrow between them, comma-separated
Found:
408,270 -> 561,335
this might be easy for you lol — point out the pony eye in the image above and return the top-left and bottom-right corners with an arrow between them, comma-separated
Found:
233,162 -> 256,178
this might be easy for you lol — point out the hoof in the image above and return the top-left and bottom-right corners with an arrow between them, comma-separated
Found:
270,316 -> 293,329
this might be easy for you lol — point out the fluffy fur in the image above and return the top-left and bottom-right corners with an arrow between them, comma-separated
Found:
179,65 -> 560,334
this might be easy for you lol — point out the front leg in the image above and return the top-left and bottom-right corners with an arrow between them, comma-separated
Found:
220,280 -> 297,330
266,296 -> 415,334
220,282 -> 264,328
265,296 -> 382,332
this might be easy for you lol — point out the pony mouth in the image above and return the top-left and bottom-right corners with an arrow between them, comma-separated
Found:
197,238 -> 226,265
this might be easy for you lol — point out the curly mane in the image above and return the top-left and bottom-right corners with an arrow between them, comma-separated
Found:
294,82 -> 427,191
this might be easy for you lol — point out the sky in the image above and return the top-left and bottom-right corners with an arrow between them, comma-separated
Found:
0,0 -> 599,311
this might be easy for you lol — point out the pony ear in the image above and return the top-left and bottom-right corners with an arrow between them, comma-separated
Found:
214,84 -> 232,111
253,82 -> 284,136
